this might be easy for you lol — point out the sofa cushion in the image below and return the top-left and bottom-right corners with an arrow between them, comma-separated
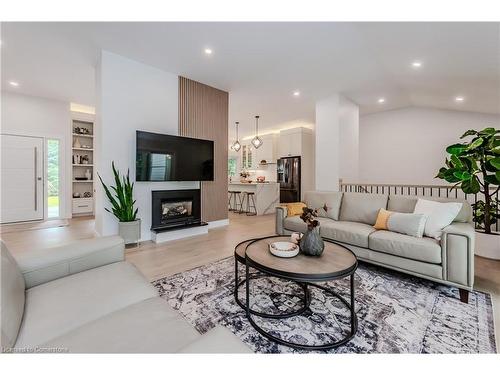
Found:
15,261 -> 158,348
320,220 -> 376,248
1,241 -> 25,348
42,297 -> 201,353
304,191 -> 343,220
368,230 -> 442,264
387,195 -> 472,223
339,192 -> 388,225
283,215 -> 308,233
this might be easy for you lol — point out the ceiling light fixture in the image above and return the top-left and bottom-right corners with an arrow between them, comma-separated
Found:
8,81 -> 19,87
232,122 -> 241,152
251,115 -> 263,149
455,96 -> 465,102
204,48 -> 213,55
411,61 -> 422,68
293,91 -> 300,97
378,98 -> 386,104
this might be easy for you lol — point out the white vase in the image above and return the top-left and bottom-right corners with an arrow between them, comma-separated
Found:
475,231 -> 500,260
73,138 -> 81,148
118,219 -> 141,245
84,169 -> 91,180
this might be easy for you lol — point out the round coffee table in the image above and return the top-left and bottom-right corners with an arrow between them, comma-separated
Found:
234,235 -> 358,350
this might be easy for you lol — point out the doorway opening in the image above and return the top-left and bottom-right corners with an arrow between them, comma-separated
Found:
47,139 -> 60,218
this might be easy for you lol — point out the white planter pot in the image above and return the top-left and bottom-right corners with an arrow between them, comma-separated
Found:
475,231 -> 500,260
118,219 -> 141,245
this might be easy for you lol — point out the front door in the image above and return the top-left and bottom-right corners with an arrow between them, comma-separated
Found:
1,134 -> 44,223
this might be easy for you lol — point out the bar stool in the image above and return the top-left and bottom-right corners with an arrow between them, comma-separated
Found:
228,191 -> 243,212
238,192 -> 247,214
245,192 -> 257,216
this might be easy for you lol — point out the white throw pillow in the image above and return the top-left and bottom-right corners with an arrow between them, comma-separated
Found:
413,199 -> 463,240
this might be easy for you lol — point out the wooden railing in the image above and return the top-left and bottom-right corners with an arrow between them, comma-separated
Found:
339,179 -> 499,232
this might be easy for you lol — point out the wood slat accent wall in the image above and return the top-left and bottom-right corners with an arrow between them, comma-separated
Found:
178,76 -> 229,222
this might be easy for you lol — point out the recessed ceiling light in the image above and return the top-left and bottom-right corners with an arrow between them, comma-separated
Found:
293,91 -> 300,97
411,61 -> 422,68
378,98 -> 386,104
455,96 -> 465,102
8,81 -> 19,87
204,48 -> 213,55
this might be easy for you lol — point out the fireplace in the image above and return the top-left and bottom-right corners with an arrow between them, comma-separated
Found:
151,189 -> 202,232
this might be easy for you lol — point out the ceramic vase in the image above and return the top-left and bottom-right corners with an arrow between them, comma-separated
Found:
299,226 -> 324,256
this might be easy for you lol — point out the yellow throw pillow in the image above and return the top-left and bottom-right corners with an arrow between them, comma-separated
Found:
282,202 -> 307,216
373,208 -> 393,230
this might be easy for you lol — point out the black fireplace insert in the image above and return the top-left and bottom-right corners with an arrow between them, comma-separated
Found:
151,189 -> 203,231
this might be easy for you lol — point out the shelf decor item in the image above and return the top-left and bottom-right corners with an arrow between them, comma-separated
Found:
436,127 -> 500,259
73,138 -> 81,148
268,241 -> 299,258
299,206 -> 325,256
98,162 -> 141,245
251,115 -> 263,149
232,121 -> 241,152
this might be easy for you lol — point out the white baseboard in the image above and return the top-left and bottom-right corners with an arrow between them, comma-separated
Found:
151,225 -> 209,243
207,218 -> 229,229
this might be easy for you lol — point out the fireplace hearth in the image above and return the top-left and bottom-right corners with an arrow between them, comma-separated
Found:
151,189 -> 204,232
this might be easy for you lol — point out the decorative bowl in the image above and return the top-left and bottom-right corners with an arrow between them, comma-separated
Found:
269,242 -> 299,258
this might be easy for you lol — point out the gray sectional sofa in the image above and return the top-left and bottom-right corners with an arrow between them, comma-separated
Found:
1,236 -> 251,353
276,192 -> 475,302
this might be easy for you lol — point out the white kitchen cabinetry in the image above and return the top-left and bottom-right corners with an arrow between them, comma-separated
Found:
255,134 -> 276,164
278,129 -> 304,158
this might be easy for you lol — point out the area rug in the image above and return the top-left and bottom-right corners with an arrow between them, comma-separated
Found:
153,257 -> 497,353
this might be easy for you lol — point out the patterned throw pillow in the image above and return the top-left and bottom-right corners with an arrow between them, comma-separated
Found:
282,202 -> 307,216
374,208 -> 428,238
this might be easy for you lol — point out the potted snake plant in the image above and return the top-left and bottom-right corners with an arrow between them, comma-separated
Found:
436,127 -> 500,259
98,162 -> 140,245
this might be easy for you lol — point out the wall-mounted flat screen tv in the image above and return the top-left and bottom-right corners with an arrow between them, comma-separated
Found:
136,131 -> 214,181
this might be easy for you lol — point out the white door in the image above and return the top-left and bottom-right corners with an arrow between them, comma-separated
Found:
1,135 -> 44,223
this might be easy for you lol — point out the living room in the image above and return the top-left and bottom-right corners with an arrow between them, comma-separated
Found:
1,1 -> 499,372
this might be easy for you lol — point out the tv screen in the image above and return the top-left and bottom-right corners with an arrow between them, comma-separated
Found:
136,131 -> 214,182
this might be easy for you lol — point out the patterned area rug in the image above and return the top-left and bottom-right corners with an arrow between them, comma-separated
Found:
153,257 -> 496,353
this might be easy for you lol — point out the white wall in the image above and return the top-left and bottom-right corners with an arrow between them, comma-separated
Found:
96,51 -> 198,241
359,107 -> 500,185
339,96 -> 359,181
315,94 -> 360,191
315,94 -> 340,191
1,91 -> 71,219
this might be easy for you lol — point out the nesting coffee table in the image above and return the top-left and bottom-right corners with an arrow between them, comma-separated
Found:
234,235 -> 358,350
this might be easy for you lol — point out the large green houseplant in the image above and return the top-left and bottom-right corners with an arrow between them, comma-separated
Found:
98,162 -> 140,244
436,127 -> 499,258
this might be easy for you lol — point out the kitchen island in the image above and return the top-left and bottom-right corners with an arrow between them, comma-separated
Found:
228,182 -> 280,215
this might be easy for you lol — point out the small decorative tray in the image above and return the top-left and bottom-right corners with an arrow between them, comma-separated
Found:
269,242 -> 299,258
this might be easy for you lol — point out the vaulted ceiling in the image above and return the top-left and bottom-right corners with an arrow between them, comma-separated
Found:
1,22 -> 499,138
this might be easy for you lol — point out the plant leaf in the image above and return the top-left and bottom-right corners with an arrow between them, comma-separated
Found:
446,143 -> 467,155
460,129 -> 478,139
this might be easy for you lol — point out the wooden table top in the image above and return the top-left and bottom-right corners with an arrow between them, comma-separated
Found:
236,235 -> 357,281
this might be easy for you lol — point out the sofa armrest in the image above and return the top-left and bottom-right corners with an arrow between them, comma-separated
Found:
441,223 -> 475,289
178,326 -> 252,353
275,206 -> 288,235
15,236 -> 125,288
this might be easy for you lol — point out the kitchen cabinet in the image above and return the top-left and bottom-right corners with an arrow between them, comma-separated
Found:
278,129 -> 303,157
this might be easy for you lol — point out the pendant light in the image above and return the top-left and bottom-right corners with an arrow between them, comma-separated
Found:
232,121 -> 241,151
251,115 -> 263,149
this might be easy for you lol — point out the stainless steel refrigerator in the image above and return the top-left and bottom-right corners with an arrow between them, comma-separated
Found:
277,156 -> 301,203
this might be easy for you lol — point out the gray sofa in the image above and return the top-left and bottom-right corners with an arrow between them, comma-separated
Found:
1,236 -> 251,353
276,192 -> 475,303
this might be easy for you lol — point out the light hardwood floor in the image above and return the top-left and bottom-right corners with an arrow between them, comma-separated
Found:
1,212 -> 499,349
